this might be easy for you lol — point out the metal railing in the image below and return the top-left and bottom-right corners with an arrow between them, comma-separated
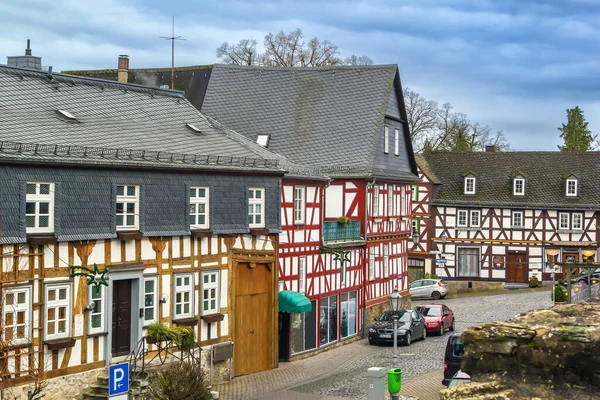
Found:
323,221 -> 363,243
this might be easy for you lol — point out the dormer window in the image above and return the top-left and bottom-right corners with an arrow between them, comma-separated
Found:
513,178 -> 525,196
566,178 -> 578,197
464,176 -> 476,194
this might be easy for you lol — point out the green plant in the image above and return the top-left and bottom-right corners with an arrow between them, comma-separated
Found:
337,216 -> 351,225
147,322 -> 171,341
553,285 -> 567,303
529,275 -> 540,288
147,361 -> 211,400
170,326 -> 195,353
423,272 -> 439,279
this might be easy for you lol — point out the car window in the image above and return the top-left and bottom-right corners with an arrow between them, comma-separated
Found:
453,338 -> 464,357
420,306 -> 442,317
426,280 -> 437,286
379,311 -> 411,323
440,279 -> 448,285
443,306 -> 450,314
410,281 -> 422,288
411,311 -> 418,320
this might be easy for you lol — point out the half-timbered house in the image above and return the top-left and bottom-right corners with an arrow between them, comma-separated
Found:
0,62 -> 285,390
413,150 -> 600,290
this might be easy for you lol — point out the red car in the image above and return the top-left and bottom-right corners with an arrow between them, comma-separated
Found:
415,304 -> 455,336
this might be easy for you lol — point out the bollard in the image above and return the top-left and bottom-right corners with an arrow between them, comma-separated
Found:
367,367 -> 387,400
388,367 -> 403,396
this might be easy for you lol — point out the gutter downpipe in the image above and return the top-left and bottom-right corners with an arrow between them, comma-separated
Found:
321,178 -> 333,247
362,178 -> 376,338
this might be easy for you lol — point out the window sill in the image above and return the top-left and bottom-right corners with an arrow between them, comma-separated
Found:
87,332 -> 108,338
44,338 -> 76,351
191,229 -> 212,238
27,234 -> 57,245
250,228 -> 269,236
173,317 -> 198,327
456,227 -> 481,231
201,313 -> 224,323
557,229 -> 583,234
3,341 -> 31,350
117,230 -> 143,241
510,226 -> 526,230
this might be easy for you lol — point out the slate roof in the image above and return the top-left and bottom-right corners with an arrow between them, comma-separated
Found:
0,65 -> 284,173
200,64 -> 419,181
416,152 -> 600,210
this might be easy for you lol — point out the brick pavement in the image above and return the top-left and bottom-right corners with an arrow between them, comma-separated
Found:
400,370 -> 445,400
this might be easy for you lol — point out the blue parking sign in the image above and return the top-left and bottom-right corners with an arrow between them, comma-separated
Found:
109,362 -> 129,396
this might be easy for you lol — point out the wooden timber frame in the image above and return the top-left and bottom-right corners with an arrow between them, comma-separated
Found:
554,262 -> 600,304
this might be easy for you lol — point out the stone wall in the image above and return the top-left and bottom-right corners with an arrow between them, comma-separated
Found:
446,280 -> 504,293
365,295 -> 412,326
6,368 -> 104,400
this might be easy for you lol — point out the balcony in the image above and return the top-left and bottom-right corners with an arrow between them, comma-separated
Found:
323,221 -> 364,245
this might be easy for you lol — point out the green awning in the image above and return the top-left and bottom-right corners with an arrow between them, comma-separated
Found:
278,290 -> 312,313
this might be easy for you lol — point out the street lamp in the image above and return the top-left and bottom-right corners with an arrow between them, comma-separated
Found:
388,287 -> 403,369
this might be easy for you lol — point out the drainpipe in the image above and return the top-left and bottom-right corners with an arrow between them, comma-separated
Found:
362,179 -> 376,338
320,178 -> 332,246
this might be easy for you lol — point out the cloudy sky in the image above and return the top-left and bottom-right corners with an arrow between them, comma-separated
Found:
2,0 -> 599,150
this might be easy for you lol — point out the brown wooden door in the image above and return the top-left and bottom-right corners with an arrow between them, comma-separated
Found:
506,252 -> 528,284
112,280 -> 132,356
234,263 -> 274,376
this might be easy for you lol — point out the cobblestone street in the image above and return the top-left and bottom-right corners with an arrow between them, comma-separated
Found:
215,288 -> 553,400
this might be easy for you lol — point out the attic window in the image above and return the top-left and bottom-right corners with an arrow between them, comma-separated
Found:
57,109 -> 76,120
257,135 -> 270,147
513,178 -> 525,196
186,123 -> 202,134
464,176 -> 476,195
566,178 -> 578,197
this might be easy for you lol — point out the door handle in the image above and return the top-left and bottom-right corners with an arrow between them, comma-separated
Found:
250,330 -> 255,334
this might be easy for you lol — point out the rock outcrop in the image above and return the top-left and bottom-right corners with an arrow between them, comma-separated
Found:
441,298 -> 600,400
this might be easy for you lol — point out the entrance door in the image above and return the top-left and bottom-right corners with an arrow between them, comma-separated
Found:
278,312 -> 290,361
234,263 -> 274,376
506,252 -> 528,284
112,279 -> 132,356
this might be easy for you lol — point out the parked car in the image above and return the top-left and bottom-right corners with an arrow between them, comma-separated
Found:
415,304 -> 455,336
442,332 -> 464,386
447,370 -> 471,388
561,268 -> 600,286
368,309 -> 426,346
409,278 -> 449,300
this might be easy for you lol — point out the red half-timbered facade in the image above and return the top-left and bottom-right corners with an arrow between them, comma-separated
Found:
413,151 -> 600,289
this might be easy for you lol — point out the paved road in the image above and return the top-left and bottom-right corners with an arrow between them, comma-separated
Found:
288,289 -> 553,398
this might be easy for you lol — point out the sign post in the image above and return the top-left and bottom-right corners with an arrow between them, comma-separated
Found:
109,362 -> 129,399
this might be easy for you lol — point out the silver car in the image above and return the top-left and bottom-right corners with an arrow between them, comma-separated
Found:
409,278 -> 449,300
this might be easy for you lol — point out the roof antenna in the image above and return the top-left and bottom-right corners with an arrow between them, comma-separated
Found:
25,39 -> 32,56
160,16 -> 186,90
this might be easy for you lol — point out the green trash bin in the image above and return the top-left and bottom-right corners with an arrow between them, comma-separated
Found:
388,368 -> 402,394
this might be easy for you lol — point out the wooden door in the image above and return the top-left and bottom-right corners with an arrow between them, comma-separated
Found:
506,252 -> 528,284
234,263 -> 274,376
112,280 -> 132,356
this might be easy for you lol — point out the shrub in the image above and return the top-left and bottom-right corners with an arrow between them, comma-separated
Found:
552,285 -> 567,303
337,216 -> 351,225
147,361 -> 211,400
423,272 -> 439,279
147,322 -> 171,341
529,275 -> 540,288
170,326 -> 195,353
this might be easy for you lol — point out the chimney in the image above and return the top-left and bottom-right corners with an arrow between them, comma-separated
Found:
7,39 -> 42,70
485,145 -> 499,153
117,55 -> 129,83
25,39 -> 32,56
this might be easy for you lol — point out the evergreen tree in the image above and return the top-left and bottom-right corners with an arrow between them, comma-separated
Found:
558,106 -> 597,151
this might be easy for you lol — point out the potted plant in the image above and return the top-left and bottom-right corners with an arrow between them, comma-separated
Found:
147,322 -> 171,344
337,216 -> 351,226
170,326 -> 195,353
552,285 -> 567,305
529,274 -> 540,288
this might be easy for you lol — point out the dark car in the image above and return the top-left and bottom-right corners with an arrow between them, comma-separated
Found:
368,309 -> 426,346
415,304 -> 455,336
442,332 -> 464,386
561,268 -> 600,286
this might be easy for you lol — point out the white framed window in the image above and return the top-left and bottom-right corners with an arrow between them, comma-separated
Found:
373,186 -> 380,217
457,247 -> 479,277
383,246 -> 390,278
394,128 -> 399,156
572,213 -> 583,230
412,184 -> 418,202
512,211 -> 523,228
116,185 -> 139,230
384,126 -> 389,154
464,177 -> 476,194
559,212 -> 570,230
566,179 -> 578,197
45,283 -> 71,340
374,246 -> 380,279
457,210 -> 468,227
294,186 -> 306,225
368,248 -> 375,281
299,256 -> 307,293
201,271 -> 220,316
470,210 -> 481,227
144,276 -> 158,325
88,285 -> 105,334
387,187 -> 394,216
400,185 -> 407,216
248,188 -> 265,228
26,182 -> 54,233
174,273 -> 194,319
190,187 -> 209,229
513,178 -> 525,196
3,286 -> 32,345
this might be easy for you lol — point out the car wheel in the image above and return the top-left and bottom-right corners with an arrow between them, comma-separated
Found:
432,291 -> 441,300
404,332 -> 411,346
369,338 -> 377,345
439,323 -> 444,336
450,318 -> 455,331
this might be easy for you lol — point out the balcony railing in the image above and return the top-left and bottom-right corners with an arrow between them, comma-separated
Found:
323,221 -> 363,244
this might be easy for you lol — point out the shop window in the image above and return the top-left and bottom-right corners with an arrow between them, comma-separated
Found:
340,291 -> 357,338
291,300 -> 317,354
319,295 -> 338,345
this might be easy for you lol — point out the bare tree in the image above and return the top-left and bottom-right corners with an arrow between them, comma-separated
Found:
342,55 -> 374,66
403,87 -> 438,152
216,39 -> 261,66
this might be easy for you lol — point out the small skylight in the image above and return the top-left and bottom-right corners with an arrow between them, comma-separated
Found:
257,134 -> 270,147
57,109 -> 77,120
186,123 -> 202,134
